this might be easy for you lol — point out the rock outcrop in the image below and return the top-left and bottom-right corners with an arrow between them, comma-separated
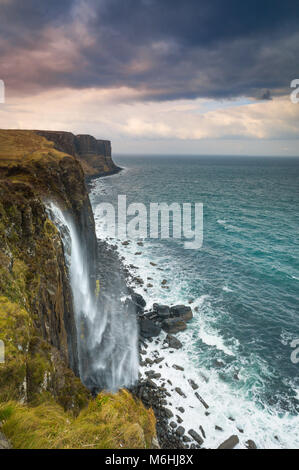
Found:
35,130 -> 121,178
0,130 -> 156,449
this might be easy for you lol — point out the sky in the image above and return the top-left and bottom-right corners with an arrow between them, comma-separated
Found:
0,0 -> 298,155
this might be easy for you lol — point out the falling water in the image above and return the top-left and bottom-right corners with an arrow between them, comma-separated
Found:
47,202 -> 139,392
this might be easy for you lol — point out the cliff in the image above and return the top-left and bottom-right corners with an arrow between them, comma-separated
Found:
0,130 -> 156,449
35,130 -> 121,178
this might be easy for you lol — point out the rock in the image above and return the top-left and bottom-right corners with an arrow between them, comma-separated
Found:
135,252 -> 142,255
214,359 -> 225,368
146,379 -> 158,389
162,318 -> 187,334
195,392 -> 209,409
175,387 -> 187,398
199,425 -> 206,439
153,304 -> 170,319
150,262 -> 157,266
217,435 -> 239,449
0,432 -> 11,449
154,357 -> 164,364
170,305 -> 193,322
176,426 -> 185,437
170,421 -> 177,429
183,436 -> 191,443
161,279 -> 168,285
137,241 -> 144,246
164,408 -> 174,419
165,334 -> 183,349
147,283 -> 153,288
131,291 -> 146,308
122,240 -> 130,246
245,440 -> 257,449
172,364 -> 184,371
188,379 -> 199,390
188,429 -> 204,446
177,407 -> 185,413
215,425 -> 223,431
176,415 -> 183,424
139,318 -> 161,338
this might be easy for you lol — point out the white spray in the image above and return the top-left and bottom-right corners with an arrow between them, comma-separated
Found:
47,202 -> 139,391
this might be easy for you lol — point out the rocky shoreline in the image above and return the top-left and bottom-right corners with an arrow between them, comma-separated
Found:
95,238 -> 257,450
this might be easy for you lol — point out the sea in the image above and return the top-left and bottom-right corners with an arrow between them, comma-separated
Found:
89,155 -> 299,449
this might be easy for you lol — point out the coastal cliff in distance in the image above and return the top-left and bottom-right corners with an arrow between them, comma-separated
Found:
0,130 -> 156,449
35,130 -> 121,178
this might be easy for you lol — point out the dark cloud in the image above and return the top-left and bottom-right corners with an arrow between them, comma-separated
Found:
0,0 -> 298,100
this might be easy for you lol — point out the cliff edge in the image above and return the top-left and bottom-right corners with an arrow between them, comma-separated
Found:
0,130 -> 156,449
35,130 -> 121,178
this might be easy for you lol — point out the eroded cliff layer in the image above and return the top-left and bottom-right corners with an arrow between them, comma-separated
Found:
0,130 -> 156,449
35,130 -> 120,178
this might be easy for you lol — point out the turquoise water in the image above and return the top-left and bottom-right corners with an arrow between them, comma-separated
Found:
90,155 -> 299,448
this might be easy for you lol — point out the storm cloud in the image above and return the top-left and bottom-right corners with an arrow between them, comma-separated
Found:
0,0 -> 298,100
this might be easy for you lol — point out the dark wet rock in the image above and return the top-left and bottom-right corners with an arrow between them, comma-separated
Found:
188,379 -> 199,390
130,291 -> 146,309
161,279 -> 168,285
170,421 -> 177,429
170,305 -> 193,322
228,416 -> 235,422
147,283 -> 153,288
218,435 -> 239,449
215,425 -> 223,431
177,407 -> 185,413
165,334 -> 183,349
195,392 -> 209,409
188,429 -> 204,446
183,436 -> 191,443
176,426 -> 185,437
176,415 -> 183,424
214,359 -> 225,368
199,425 -> 206,439
162,318 -> 187,334
153,304 -> 170,318
150,262 -> 157,266
154,357 -> 164,364
146,379 -> 158,389
165,408 -> 174,419
237,428 -> 244,433
175,387 -> 187,398
140,318 -> 161,338
173,364 -> 184,371
135,252 -> 142,255
122,240 -> 130,246
167,379 -> 172,385
245,440 -> 257,449
137,241 -> 144,246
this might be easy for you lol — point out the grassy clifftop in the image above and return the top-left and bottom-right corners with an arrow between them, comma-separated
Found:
0,130 -> 156,449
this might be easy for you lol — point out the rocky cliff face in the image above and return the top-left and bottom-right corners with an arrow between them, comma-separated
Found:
0,130 -> 156,449
35,130 -> 120,178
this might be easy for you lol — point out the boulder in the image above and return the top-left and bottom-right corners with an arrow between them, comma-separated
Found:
170,305 -> 193,322
188,429 -> 204,446
188,379 -> 199,390
176,426 -> 185,437
162,318 -> 187,334
139,318 -> 161,338
153,304 -> 170,318
245,440 -> 257,449
165,334 -> 183,349
217,435 -> 239,449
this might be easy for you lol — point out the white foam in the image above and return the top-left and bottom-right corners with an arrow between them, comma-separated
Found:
90,176 -> 299,449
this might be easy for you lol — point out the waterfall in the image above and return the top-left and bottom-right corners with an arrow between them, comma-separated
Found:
47,202 -> 139,392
